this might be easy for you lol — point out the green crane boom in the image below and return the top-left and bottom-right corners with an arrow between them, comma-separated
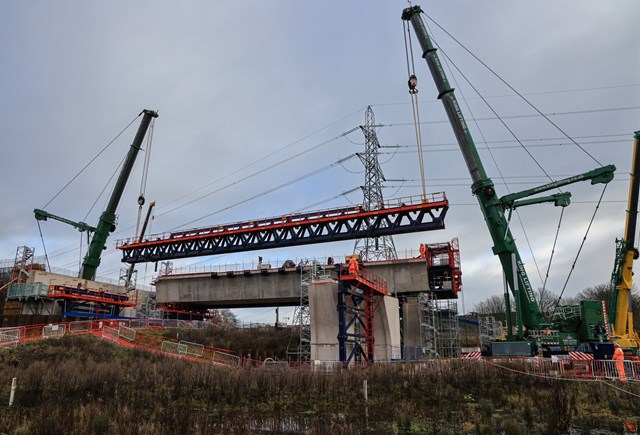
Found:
401,6 -> 615,340
34,109 -> 158,282
80,109 -> 158,281
34,209 -> 96,234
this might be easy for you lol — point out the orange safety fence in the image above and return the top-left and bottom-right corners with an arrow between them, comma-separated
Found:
5,319 -> 638,380
0,319 -> 225,345
463,356 -> 640,382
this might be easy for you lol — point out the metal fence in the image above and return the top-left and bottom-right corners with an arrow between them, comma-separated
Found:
118,325 -> 137,342
0,329 -> 20,349
4,318 -> 636,382
213,351 -> 241,367
42,324 -> 65,339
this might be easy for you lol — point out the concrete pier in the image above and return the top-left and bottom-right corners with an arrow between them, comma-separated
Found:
308,281 -> 401,362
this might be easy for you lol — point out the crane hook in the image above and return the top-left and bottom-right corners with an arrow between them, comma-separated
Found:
408,74 -> 418,94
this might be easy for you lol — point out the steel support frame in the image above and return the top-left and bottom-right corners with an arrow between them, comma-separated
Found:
337,280 -> 375,366
62,299 -> 122,318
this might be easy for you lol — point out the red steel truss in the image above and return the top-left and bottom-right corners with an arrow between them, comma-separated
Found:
117,193 -> 448,264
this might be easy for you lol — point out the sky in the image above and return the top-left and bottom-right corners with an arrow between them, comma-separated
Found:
1,1 -> 638,324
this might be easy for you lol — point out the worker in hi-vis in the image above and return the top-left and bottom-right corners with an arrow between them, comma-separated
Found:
348,256 -> 359,275
612,343 -> 627,382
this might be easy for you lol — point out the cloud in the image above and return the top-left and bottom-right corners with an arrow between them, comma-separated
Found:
1,1 -> 638,322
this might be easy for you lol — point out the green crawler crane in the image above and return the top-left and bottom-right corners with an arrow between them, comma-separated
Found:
402,6 -> 615,356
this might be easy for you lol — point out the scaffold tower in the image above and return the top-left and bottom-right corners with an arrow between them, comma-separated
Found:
288,259 -> 330,363
12,246 -> 34,283
480,316 -> 503,354
418,292 -> 461,359
353,106 -> 397,261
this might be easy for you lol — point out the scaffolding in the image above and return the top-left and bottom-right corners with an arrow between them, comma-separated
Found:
417,292 -> 461,359
288,259 -> 330,363
11,246 -> 34,284
480,316 -> 503,354
4,247 -> 54,316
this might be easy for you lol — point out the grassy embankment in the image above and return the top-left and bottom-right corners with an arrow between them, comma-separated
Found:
0,329 -> 638,434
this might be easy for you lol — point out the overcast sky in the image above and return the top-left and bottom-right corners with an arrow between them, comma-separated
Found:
1,1 -> 638,323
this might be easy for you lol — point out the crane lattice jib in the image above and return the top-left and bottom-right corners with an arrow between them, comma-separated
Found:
117,193 -> 448,264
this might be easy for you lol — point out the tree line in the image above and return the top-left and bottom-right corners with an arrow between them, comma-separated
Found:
473,282 -> 640,330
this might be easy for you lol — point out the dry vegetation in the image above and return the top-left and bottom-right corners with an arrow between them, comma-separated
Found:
0,332 -> 638,434
163,325 -> 298,361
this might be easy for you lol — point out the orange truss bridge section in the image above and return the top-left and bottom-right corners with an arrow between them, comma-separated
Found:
117,193 -> 448,264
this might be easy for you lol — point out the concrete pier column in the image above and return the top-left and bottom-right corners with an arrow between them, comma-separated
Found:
309,280 -> 401,363
309,281 -> 341,362
374,296 -> 401,360
402,299 -> 422,360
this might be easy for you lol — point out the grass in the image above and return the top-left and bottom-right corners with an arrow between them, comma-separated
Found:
0,332 -> 638,434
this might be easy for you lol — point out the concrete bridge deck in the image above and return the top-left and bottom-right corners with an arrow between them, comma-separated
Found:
154,257 -> 456,308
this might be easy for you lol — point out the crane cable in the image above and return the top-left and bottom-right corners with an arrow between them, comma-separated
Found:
403,20 -> 427,199
84,155 -> 127,222
36,220 -> 51,273
135,118 -> 156,241
419,17 -> 624,287
551,184 -> 609,318
36,113 -> 140,273
424,18 -> 551,284
421,12 -> 602,166
42,114 -> 141,209
541,208 -> 565,298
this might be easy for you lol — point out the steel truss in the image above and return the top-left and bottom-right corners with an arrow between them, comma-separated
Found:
118,193 -> 448,264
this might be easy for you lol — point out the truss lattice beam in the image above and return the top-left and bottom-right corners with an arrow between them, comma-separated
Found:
118,194 -> 448,264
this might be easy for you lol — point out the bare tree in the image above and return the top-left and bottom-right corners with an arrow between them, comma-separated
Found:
211,309 -> 238,328
471,282 -> 639,331
473,288 -> 560,319
536,287 -> 560,318
473,294 -> 508,315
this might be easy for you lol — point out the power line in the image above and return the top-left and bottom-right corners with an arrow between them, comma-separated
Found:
370,83 -> 640,108
171,154 -> 358,230
147,109 -> 365,218
374,106 -> 640,129
422,11 -> 605,165
149,128 -> 361,224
